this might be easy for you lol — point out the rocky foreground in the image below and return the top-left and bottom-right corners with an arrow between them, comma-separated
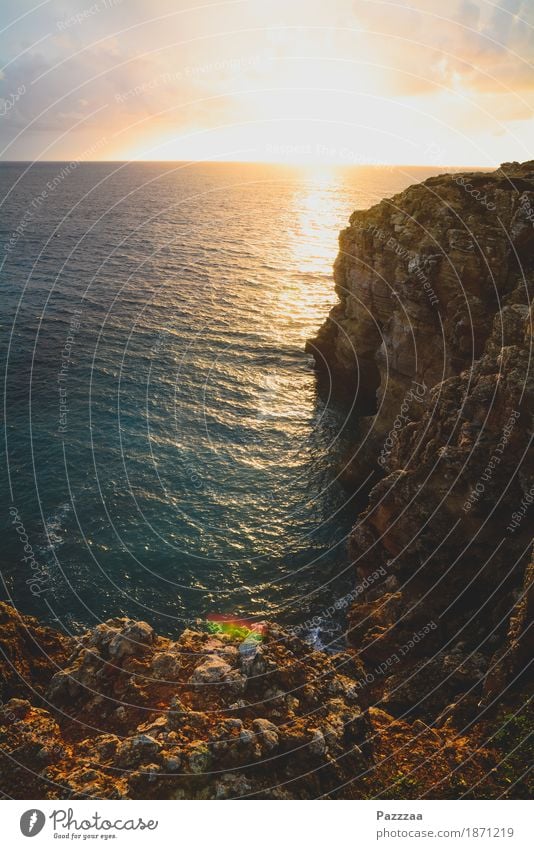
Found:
1,161 -> 533,799
0,606 -> 371,799
0,601 -> 531,799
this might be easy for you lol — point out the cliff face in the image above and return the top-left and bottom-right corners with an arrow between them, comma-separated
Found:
309,161 -> 534,416
310,160 -> 533,725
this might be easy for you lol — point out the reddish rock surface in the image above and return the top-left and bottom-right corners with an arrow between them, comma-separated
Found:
0,607 -> 369,799
1,603 -> 530,799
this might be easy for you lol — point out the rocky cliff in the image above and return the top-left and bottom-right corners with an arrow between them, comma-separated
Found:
309,160 -> 533,745
309,160 -> 534,415
1,162 -> 532,800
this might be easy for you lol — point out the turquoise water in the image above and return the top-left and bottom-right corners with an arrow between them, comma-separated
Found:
0,162 -> 441,638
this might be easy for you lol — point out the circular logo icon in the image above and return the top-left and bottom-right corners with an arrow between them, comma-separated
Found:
20,810 -> 46,837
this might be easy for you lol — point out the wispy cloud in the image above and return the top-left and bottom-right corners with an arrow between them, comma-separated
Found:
1,0 -> 533,163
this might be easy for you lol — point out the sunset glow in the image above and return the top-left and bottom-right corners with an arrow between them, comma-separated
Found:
2,0 -> 534,165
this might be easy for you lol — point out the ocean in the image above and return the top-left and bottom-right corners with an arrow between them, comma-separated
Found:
0,161 -> 442,643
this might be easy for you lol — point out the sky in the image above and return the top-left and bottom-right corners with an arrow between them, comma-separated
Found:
0,0 -> 533,164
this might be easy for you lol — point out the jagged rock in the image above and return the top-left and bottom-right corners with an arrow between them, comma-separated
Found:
187,742 -> 211,774
151,651 -> 182,680
309,161 -> 533,719
115,734 -> 161,768
190,656 -> 233,684
308,728 -> 327,756
0,606 -> 369,798
108,621 -> 154,660
0,604 -> 71,697
161,751 -> 182,772
92,734 -> 120,762
189,656 -> 246,697
213,772 -> 252,799
252,718 -> 279,752
483,548 -> 534,703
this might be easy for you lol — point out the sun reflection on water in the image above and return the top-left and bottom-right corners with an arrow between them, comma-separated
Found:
271,166 -> 348,344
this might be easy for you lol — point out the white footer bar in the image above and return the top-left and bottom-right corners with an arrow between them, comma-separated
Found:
3,799 -> 532,848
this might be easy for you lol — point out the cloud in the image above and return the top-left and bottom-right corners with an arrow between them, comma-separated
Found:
0,0 -> 533,161
353,0 -> 534,100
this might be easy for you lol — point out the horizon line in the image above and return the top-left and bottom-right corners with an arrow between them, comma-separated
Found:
0,158 -> 492,169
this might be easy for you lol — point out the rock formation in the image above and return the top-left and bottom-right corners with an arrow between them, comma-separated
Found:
309,160 -> 533,734
309,161 -> 534,416
1,601 -> 530,799
0,606 -> 369,799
